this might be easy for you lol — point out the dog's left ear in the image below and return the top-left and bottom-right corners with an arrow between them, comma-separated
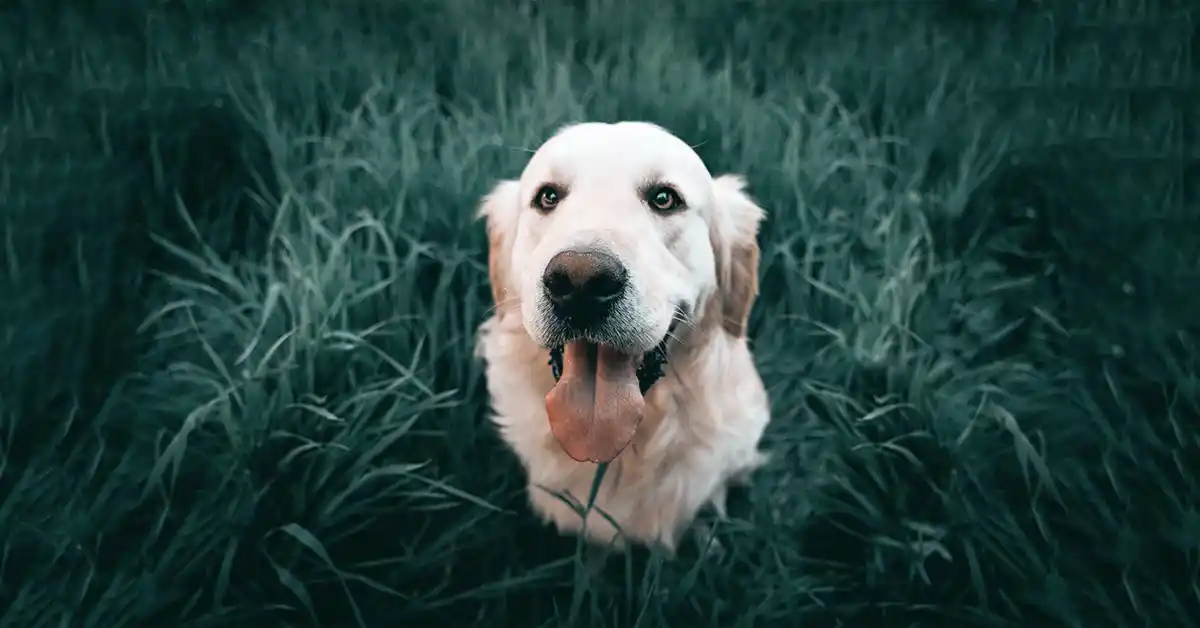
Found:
708,174 -> 766,338
477,179 -> 522,316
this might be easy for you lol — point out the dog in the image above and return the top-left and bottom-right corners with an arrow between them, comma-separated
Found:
475,121 -> 771,554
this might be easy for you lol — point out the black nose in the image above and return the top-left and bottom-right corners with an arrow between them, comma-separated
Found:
542,248 -> 628,325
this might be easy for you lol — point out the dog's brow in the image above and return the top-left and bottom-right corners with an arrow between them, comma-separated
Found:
640,169 -> 665,185
545,165 -> 571,187
634,169 -> 677,195
637,173 -> 686,197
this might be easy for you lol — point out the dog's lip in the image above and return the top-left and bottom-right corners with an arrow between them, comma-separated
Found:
547,334 -> 668,360
545,310 -> 682,395
547,309 -> 683,354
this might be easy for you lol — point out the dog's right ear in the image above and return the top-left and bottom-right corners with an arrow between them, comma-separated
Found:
477,180 -> 522,315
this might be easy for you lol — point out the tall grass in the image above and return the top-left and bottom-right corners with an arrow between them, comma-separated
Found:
1,0 -> 1195,625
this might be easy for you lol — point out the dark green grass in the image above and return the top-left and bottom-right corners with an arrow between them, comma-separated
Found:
2,0 -> 1198,626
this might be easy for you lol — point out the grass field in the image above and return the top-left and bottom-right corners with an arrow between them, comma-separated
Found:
2,0 -> 1198,626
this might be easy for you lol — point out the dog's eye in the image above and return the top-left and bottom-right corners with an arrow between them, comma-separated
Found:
648,186 -> 682,212
534,185 -> 563,211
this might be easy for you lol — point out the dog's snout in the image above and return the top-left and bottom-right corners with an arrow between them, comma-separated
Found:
542,249 -> 628,323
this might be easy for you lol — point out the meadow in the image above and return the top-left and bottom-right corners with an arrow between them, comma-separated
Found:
2,0 -> 1198,626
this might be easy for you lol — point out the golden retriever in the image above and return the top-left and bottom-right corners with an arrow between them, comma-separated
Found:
475,121 -> 771,554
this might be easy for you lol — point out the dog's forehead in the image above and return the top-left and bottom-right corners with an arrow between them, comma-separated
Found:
522,122 -> 711,185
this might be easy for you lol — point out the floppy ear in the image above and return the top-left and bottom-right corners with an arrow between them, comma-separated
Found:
708,174 -> 765,338
477,180 -> 522,316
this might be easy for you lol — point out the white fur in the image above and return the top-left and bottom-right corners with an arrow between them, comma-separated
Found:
476,121 -> 772,553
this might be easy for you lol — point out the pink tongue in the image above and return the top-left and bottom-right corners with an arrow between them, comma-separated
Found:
545,340 -> 645,463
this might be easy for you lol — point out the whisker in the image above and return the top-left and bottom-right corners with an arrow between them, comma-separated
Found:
665,308 -> 702,349
483,296 -> 522,317
666,325 -> 691,347
674,312 -> 699,331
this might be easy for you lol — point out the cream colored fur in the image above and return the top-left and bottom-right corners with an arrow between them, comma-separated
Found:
475,121 -> 771,553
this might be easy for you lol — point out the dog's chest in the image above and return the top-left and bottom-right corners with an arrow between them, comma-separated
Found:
496,376 -> 722,505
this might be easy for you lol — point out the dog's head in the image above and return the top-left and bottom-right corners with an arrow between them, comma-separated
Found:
479,121 -> 765,463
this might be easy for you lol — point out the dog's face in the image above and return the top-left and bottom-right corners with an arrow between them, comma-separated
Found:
479,121 -> 765,462
514,121 -> 718,352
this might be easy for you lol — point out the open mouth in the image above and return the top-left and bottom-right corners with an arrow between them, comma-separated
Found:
547,334 -> 670,395
542,318 -> 679,464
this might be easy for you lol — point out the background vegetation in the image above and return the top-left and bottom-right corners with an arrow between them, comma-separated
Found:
1,0 -> 1196,625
